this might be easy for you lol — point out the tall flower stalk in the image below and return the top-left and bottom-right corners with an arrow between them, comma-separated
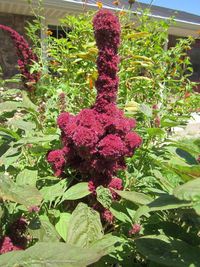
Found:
0,24 -> 40,90
47,9 -> 142,220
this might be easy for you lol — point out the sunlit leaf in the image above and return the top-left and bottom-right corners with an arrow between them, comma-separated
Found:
66,203 -> 103,248
62,182 -> 90,201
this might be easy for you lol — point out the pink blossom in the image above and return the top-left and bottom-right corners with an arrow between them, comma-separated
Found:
88,180 -> 96,195
102,209 -> 114,223
125,132 -> 142,156
28,206 -> 40,213
47,149 -> 67,176
129,223 -> 141,235
154,116 -> 161,127
98,134 -> 125,159
0,236 -> 22,254
108,177 -> 123,200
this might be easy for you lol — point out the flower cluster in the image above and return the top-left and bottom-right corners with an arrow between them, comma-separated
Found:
129,223 -> 141,236
47,10 -> 142,221
0,218 -> 27,254
0,24 -> 40,89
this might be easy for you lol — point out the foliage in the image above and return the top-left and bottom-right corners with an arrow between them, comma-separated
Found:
0,2 -> 200,267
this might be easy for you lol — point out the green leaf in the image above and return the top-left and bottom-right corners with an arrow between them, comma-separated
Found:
7,119 -> 36,132
29,215 -> 60,242
161,118 -> 181,127
110,202 -> 132,223
55,212 -> 71,241
0,127 -> 20,140
66,203 -> 103,248
139,103 -> 152,117
114,190 -> 153,205
16,169 -> 38,187
40,179 -> 67,203
166,163 -> 200,179
15,134 -> 59,145
96,186 -> 112,209
148,194 -> 191,211
171,139 -> 200,157
89,234 -> 126,255
134,206 -> 150,221
0,101 -> 20,113
0,241 -> 111,267
62,182 -> 90,201
0,146 -> 21,167
173,179 -> 200,202
136,235 -> 200,267
147,128 -> 165,137
193,203 -> 200,215
21,91 -> 37,111
0,174 -> 42,208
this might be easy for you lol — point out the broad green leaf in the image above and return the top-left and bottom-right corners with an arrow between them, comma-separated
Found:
165,163 -> 200,179
62,182 -> 90,201
0,174 -> 42,208
147,128 -> 165,137
173,179 -> 200,202
0,241 -> 111,267
15,134 -> 59,145
171,139 -> 200,157
174,148 -> 198,165
66,203 -> 103,248
40,179 -> 67,203
0,101 -> 20,113
0,146 -> 21,167
148,194 -> 191,211
96,186 -> 112,209
110,202 -> 132,223
136,235 -> 200,267
0,127 -> 20,140
21,91 -> 37,111
161,118 -> 180,127
16,169 -> 38,186
7,119 -> 36,132
114,190 -> 153,205
152,169 -> 173,192
55,212 -> 71,241
134,206 -> 150,221
90,234 -> 126,255
29,215 -> 60,242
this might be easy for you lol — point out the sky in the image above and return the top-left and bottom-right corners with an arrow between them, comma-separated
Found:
138,0 -> 200,16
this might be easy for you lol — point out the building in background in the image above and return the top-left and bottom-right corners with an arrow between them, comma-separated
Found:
0,0 -> 200,87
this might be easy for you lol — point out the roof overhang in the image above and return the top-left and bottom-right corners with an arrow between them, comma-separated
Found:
0,0 -> 200,37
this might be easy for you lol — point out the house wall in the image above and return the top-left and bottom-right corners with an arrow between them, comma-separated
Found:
0,12 -> 32,78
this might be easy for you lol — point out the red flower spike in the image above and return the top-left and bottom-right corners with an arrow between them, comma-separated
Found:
0,24 -> 40,89
47,10 -> 142,222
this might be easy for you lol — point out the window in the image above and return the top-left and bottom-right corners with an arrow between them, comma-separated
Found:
48,25 -> 67,39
